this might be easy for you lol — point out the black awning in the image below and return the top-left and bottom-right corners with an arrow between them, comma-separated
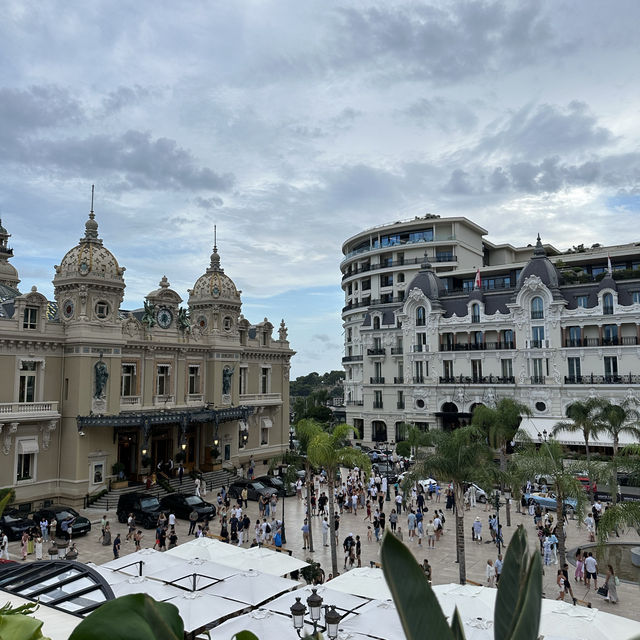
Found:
434,412 -> 472,418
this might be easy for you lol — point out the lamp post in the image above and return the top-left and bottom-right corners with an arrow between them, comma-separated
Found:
290,589 -> 341,639
384,441 -> 393,501
494,490 -> 502,555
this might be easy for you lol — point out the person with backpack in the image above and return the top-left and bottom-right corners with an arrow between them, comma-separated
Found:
343,532 -> 355,570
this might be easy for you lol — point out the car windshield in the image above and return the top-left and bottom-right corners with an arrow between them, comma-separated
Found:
251,482 -> 266,490
185,496 -> 203,506
2,512 -> 22,523
269,478 -> 283,486
55,510 -> 76,520
140,498 -> 160,509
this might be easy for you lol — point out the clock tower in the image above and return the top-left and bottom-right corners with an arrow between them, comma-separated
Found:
144,276 -> 182,330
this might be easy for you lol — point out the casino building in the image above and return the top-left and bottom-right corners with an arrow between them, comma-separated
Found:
0,207 -> 293,507
341,214 -> 640,445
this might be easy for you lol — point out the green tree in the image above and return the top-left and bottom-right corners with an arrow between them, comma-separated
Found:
472,398 -> 531,525
307,423 -> 371,576
406,424 -> 430,457
552,398 -> 603,463
512,438 -> 588,566
411,426 -> 492,584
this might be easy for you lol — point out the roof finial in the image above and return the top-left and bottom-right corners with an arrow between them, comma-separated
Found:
214,224 -> 217,251
420,250 -> 432,270
90,184 -> 95,216
83,185 -> 100,241
533,233 -> 545,257
209,225 -> 222,272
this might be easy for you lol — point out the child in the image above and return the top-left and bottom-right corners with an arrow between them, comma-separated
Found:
367,525 -> 372,542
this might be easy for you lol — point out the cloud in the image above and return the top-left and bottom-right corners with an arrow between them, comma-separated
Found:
195,196 -> 224,209
101,85 -> 157,115
402,97 -> 478,133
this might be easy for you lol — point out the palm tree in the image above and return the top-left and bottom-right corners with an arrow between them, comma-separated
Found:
411,425 -> 492,585
513,438 -> 588,566
596,400 -> 640,504
472,398 -> 530,526
552,398 -> 603,463
307,423 -> 371,577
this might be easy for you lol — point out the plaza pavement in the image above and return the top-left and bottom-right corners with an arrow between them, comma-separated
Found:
4,480 -> 639,626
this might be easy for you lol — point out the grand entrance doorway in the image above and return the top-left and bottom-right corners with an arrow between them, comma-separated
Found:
117,432 -> 138,478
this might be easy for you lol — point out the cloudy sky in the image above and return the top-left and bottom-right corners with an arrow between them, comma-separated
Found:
1,1 -> 639,377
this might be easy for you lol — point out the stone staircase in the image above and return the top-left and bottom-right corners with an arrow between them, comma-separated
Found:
89,468 -> 239,512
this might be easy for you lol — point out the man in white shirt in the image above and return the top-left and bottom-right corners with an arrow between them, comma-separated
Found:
583,552 -> 598,590
168,512 -> 176,529
395,493 -> 403,515
0,531 -> 9,560
321,517 -> 329,546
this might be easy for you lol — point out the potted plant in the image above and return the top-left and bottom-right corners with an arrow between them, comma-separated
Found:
110,461 -> 128,489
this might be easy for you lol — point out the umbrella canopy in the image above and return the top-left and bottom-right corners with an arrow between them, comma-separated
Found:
265,584 -> 368,618
328,567 -> 392,601
100,548 -> 184,576
84,563 -> 130,585
147,558 -> 239,591
208,608 -> 317,639
233,546 -> 309,576
110,576 -> 183,601
338,599 -> 403,640
166,537 -> 245,563
164,591 -> 246,633
203,569 -> 299,606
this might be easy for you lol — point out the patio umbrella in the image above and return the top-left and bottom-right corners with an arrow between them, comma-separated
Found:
338,599 -> 403,640
203,569 -> 299,606
207,608 -> 317,640
328,567 -> 392,601
166,537 -> 245,563
265,584 -> 368,618
84,563 -> 130,585
234,546 -> 309,576
110,576 -> 183,601
147,558 -> 238,591
164,591 -> 246,633
100,548 -> 184,576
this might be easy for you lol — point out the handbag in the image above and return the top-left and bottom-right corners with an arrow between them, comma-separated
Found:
597,585 -> 608,596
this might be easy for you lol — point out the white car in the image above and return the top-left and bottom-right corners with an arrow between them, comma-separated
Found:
397,473 -> 437,491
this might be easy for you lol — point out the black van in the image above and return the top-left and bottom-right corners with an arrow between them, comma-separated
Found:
116,492 -> 163,529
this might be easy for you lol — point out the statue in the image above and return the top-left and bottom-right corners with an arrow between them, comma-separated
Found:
222,366 -> 234,395
278,319 -> 288,341
177,307 -> 191,333
141,300 -> 156,329
94,358 -> 109,399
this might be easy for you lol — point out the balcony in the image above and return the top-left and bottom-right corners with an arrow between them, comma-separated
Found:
239,393 -> 282,406
390,347 -> 404,355
342,355 -> 364,363
413,376 -> 425,384
565,374 -> 640,385
530,376 -> 545,384
397,401 -> 405,409
346,400 -> 364,406
120,396 -> 141,410
370,377 -> 386,384
564,337 -> 637,347
394,377 -> 404,384
373,401 -> 384,409
531,310 -> 544,320
438,375 -> 516,385
153,394 -> 175,406
367,348 -> 386,356
411,344 -> 429,353
186,394 -> 204,405
0,401 -> 60,422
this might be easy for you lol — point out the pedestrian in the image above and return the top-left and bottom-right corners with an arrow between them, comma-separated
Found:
40,516 -> 49,543
407,510 -> 416,541
603,565 -> 618,604
562,563 -> 577,605
486,559 -> 495,587
575,548 -> 584,583
543,536 -> 552,566
396,526 -> 404,542
0,530 -> 8,560
194,476 -> 201,497
168,529 -> 178,549
495,554 -> 503,584
342,533 -> 355,569
178,463 -> 184,485
426,519 -> 436,548
188,508 -> 198,536
134,530 -> 143,551
99,514 -> 107,543
113,533 -> 121,559
355,535 -> 361,567
472,516 -> 482,543
35,535 -> 43,560
21,532 -> 28,560
389,509 -> 398,533
301,519 -> 310,549
423,559 -> 432,583
322,517 -> 329,547
126,513 -> 135,541
584,552 -> 598,590
556,570 -> 565,600
102,522 -> 111,546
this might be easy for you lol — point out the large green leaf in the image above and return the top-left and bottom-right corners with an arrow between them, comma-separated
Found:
0,613 -> 50,640
68,594 -> 183,640
380,531 -> 455,640
450,608 -> 466,640
232,632 -> 260,640
494,527 -> 542,640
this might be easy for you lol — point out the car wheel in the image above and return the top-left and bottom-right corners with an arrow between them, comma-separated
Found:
478,496 -> 487,503
143,517 -> 155,529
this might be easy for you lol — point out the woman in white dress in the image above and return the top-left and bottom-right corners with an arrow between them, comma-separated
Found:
194,477 -> 201,497
35,535 -> 43,560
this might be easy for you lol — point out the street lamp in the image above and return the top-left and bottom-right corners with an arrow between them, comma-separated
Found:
290,589 -> 341,639
538,429 -> 549,443
494,490 -> 502,555
384,441 -> 394,501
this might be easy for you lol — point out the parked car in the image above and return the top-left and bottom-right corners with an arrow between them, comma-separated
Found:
372,462 -> 398,484
254,475 -> 295,497
467,483 -> 488,503
116,492 -> 163,529
524,492 -> 577,513
31,506 -> 91,537
228,479 -> 277,502
160,493 -> 216,521
0,510 -> 36,541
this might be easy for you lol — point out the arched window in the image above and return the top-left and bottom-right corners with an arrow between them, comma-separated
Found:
603,292 -> 614,315
531,296 -> 544,319
471,303 -> 480,324
371,420 -> 387,442
397,273 -> 405,283
373,316 -> 381,329
416,306 -> 426,326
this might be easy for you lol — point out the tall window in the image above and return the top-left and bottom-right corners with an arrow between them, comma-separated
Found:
374,361 -> 383,380
604,356 -> 618,381
471,304 -> 480,323
603,324 -> 618,345
156,365 -> 170,396
121,364 -> 136,396
188,365 -> 201,394
373,390 -> 383,409
531,358 -> 544,383
397,390 -> 404,409
576,295 -> 589,308
261,367 -> 271,394
260,424 -> 269,446
239,367 -> 248,395
416,307 -> 426,326
603,292 -> 614,315
531,326 -> 545,347
471,360 -> 482,381
19,362 -> 37,402
17,451 -> 34,481
416,332 -> 427,351
373,316 -> 381,329
501,359 -> 513,380
443,360 -> 453,380
567,326 -> 581,347
415,360 -> 425,383
23,307 -> 38,330
531,297 -> 544,319
503,329 -> 514,348
632,292 -> 640,304
568,357 -> 581,381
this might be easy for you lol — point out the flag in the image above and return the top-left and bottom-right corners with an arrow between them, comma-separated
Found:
607,254 -> 612,275
474,268 -> 481,290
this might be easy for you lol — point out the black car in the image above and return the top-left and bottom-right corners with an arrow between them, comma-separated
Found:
254,475 -> 295,497
228,479 -> 277,501
160,493 -> 216,521
0,510 -> 36,541
116,492 -> 163,529
372,463 -> 398,484
31,506 -> 91,538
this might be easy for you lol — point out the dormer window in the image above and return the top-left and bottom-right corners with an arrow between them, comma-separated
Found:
531,297 -> 544,320
373,316 -> 381,330
603,292 -> 614,315
471,303 -> 480,324
416,306 -> 426,326
23,307 -> 38,329
95,301 -> 110,319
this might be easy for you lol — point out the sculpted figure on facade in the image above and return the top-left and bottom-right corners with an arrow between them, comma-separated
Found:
94,358 -> 109,399
222,365 -> 234,395
141,300 -> 156,329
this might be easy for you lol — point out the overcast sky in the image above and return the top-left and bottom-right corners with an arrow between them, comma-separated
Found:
1,1 -> 639,377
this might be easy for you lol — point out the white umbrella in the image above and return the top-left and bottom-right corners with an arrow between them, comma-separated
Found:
235,546 -> 309,576
110,576 -> 183,601
148,558 -> 239,591
328,567 -> 392,601
84,563 -> 130,585
338,599 -> 403,640
164,592 -> 246,633
208,608 -> 317,640
265,584 -> 368,618
166,537 -> 245,563
100,548 -> 184,576
203,569 -> 299,606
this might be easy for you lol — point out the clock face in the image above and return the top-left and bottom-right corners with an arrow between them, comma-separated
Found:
197,315 -> 207,330
79,262 -> 89,275
62,299 -> 75,319
156,307 -> 173,329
